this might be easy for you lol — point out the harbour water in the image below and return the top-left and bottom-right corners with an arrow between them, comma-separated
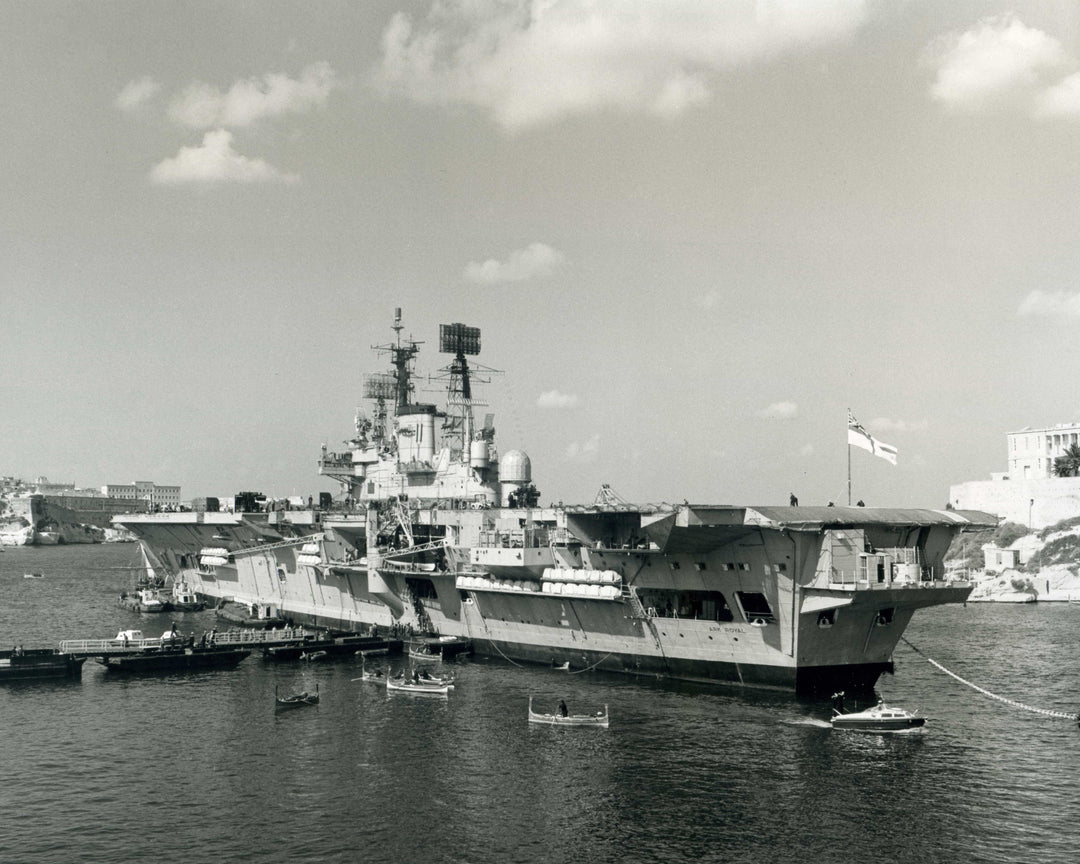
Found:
2,544 -> 1079,863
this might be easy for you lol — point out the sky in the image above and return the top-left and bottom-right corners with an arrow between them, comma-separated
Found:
4,0 -> 1080,509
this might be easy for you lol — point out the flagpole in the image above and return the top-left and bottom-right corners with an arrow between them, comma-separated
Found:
846,408 -> 852,505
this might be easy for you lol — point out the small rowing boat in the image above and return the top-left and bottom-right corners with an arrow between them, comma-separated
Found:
275,683 -> 319,710
528,696 -> 609,728
830,701 -> 925,732
386,676 -> 451,695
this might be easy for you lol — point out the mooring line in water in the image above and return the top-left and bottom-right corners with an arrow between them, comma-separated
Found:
567,653 -> 614,675
900,637 -> 1080,722
486,638 -> 526,668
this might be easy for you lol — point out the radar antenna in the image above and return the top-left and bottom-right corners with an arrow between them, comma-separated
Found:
439,322 -> 483,451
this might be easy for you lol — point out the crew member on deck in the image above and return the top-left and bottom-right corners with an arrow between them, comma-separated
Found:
558,699 -> 568,717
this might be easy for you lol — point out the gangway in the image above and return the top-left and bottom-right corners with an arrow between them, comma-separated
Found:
60,626 -> 311,657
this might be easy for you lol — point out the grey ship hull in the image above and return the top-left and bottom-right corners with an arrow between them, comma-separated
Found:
116,504 -> 987,694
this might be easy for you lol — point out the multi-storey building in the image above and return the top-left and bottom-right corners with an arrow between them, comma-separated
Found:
951,422 -> 1080,529
1007,423 -> 1080,479
102,481 -> 181,510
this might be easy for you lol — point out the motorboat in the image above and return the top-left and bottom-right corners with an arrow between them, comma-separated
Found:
169,582 -> 205,611
528,696 -> 609,728
118,588 -> 169,613
831,700 -> 926,732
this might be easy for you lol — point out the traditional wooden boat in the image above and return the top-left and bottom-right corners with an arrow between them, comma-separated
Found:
275,683 -> 319,710
386,675 -> 451,695
528,696 -> 609,727
831,701 -> 925,732
407,644 -> 441,662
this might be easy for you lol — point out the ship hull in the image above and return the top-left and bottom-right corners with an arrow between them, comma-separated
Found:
115,504 -> 989,695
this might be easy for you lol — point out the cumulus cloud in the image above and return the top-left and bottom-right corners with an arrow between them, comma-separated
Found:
759,401 -> 798,420
566,434 -> 600,460
376,0 -> 868,131
464,242 -> 563,284
1035,71 -> 1080,118
928,16 -> 1069,114
116,76 -> 161,111
537,389 -> 578,408
1017,289 -> 1080,318
150,129 -> 299,186
168,62 -> 337,128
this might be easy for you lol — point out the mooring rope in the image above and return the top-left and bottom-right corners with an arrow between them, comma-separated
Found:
900,637 -> 1079,722
486,637 -> 526,668
567,652 -> 614,675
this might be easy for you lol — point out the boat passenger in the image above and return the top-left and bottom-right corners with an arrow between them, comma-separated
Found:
558,699 -> 568,718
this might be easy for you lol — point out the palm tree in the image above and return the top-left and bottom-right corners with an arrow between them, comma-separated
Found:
1052,443 -> 1080,477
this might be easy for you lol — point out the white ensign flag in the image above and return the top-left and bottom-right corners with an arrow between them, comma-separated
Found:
847,411 -> 897,465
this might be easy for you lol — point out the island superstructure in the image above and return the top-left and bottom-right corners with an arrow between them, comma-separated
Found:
115,310 -> 994,694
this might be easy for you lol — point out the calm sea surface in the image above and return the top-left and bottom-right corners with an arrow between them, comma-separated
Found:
1,544 -> 1079,864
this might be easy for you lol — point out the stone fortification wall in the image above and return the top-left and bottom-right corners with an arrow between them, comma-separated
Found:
6,494 -> 147,535
949,476 -> 1080,530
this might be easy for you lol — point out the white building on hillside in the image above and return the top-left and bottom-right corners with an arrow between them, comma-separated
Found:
1007,423 -> 1080,479
102,481 -> 181,510
951,422 -> 1080,529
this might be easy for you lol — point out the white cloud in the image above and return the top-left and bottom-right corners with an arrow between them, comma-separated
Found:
465,242 -> 563,284
800,443 -> 815,456
1035,71 -> 1080,118
537,389 -> 578,408
928,16 -> 1068,113
869,418 -> 928,433
1017,289 -> 1080,318
150,129 -> 299,186
377,1 -> 869,131
759,401 -> 798,420
168,62 -> 337,128
116,76 -> 161,111
566,434 -> 600,460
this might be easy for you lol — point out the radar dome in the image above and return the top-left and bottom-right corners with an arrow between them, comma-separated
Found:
500,449 -> 532,483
